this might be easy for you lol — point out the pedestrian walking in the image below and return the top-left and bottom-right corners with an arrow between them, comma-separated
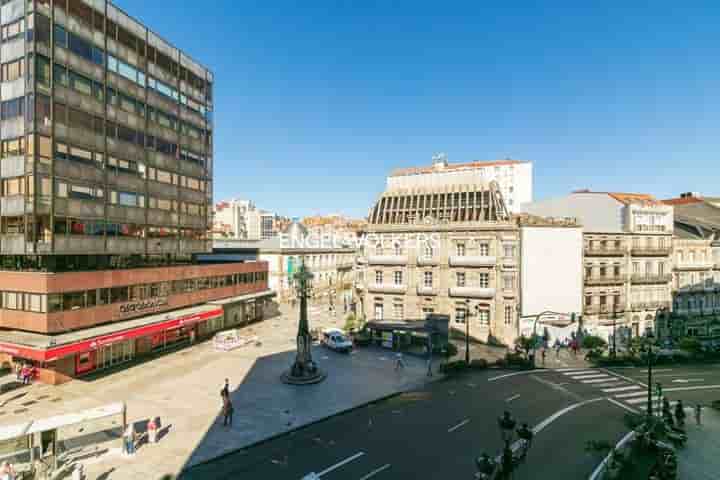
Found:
14,363 -> 21,382
695,404 -> 702,426
675,400 -> 686,428
426,356 -> 433,377
395,352 -> 405,371
20,365 -> 30,385
221,378 -> 229,398
123,423 -> 136,456
147,417 -> 158,444
222,396 -> 234,427
541,349 -> 547,365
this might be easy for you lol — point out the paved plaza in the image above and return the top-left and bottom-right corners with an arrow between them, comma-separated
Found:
1,303 -> 432,479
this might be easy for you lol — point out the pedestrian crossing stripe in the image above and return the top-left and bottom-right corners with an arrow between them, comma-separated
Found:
602,385 -> 642,393
581,378 -> 619,384
626,396 -> 659,405
555,368 -> 595,372
615,390 -> 651,399
570,374 -> 610,380
560,369 -> 596,375
592,381 -> 624,388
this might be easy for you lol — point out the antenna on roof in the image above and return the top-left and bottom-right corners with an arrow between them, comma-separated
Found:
432,153 -> 448,169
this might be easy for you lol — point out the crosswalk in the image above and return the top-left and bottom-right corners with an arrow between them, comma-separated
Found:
556,368 -> 681,413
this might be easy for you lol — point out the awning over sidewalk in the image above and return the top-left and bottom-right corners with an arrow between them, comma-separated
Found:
207,289 -> 276,306
0,305 -> 223,362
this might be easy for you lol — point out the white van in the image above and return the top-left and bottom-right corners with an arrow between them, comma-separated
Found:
321,328 -> 353,353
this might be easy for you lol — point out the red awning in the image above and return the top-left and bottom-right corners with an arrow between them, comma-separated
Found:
0,308 -> 222,362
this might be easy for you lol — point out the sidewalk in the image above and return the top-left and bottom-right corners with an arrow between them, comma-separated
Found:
678,407 -> 720,480
535,348 -> 592,369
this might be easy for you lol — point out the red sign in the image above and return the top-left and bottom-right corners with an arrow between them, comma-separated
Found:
0,308 -> 222,362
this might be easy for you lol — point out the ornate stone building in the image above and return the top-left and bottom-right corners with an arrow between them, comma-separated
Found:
355,178 -> 521,346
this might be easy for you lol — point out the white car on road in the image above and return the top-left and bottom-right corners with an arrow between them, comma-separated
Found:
321,328 -> 353,353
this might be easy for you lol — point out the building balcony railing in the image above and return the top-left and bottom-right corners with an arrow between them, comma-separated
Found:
416,285 -> 437,296
417,256 -> 440,266
630,274 -> 672,284
585,276 -> 626,286
336,261 -> 354,270
630,301 -> 671,311
367,255 -> 408,266
630,247 -> 672,257
674,262 -> 715,271
502,257 -> 517,267
448,255 -> 496,268
584,304 -> 622,315
584,247 -> 626,257
448,286 -> 495,299
367,283 -> 407,294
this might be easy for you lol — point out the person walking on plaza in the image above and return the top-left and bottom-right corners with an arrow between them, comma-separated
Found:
147,417 -> 158,444
221,378 -> 229,398
0,460 -> 16,480
675,400 -> 686,428
20,365 -> 30,385
695,404 -> 702,426
123,423 -> 136,456
222,396 -> 234,427
395,352 -> 405,371
541,348 -> 547,365
14,363 -> 21,382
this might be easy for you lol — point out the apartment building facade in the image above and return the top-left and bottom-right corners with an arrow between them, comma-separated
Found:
356,175 -> 521,346
523,191 -> 674,338
0,0 -> 274,383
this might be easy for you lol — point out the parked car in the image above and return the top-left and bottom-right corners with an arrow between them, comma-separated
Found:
321,328 -> 353,353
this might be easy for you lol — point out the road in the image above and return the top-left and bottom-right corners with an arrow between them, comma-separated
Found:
180,368 -> 631,480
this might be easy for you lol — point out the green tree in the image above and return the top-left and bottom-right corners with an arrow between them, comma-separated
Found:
582,335 -> 607,350
677,337 -> 703,356
344,313 -> 357,333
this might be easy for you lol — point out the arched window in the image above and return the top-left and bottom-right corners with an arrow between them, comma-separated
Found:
394,243 -> 402,255
424,242 -> 433,258
375,242 -> 383,255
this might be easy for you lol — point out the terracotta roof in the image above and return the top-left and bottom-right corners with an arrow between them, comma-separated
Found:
607,192 -> 657,205
390,159 -> 528,177
661,197 -> 704,206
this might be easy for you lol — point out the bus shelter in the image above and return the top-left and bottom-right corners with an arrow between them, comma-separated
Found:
0,402 -> 125,478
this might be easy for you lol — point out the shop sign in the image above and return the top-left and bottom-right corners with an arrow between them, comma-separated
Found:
118,297 -> 169,317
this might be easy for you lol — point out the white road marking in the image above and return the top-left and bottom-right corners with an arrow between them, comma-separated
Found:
615,390 -> 651,399
626,396 -> 656,405
555,367 -> 593,372
488,370 -> 553,381
663,384 -> 720,393
447,419 -> 471,433
316,452 -> 365,477
359,464 -> 391,480
601,368 -> 647,388
571,374 -> 610,380
607,397 -> 640,414
589,431 -> 636,480
505,394 -> 521,403
582,378 -> 621,384
602,385 -> 642,393
533,397 -> 605,433
560,369 -> 596,375
640,369 -> 673,373
671,379 -> 704,384
592,381 -> 624,388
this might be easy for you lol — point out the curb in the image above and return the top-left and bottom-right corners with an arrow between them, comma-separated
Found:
181,376 -> 444,474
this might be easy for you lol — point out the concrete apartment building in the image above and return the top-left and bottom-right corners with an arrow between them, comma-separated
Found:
523,191 -> 674,338
356,156 -> 522,346
387,154 -> 533,214
0,0 -> 273,383
212,198 -> 288,240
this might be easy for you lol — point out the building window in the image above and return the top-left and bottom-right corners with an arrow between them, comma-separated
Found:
456,243 -> 466,256
374,303 -> 383,320
394,243 -> 402,255
585,295 -> 592,306
614,266 -> 621,277
645,261 -> 652,276
393,303 -> 404,320
375,270 -> 383,284
394,271 -> 403,285
633,262 -> 639,275
503,274 -> 514,290
479,243 -> 489,256
479,273 -> 489,288
658,263 -> 664,276
455,308 -> 467,324
599,266 -> 607,278
424,271 -> 433,288
504,305 -> 513,325
422,307 -> 434,318
503,244 -> 515,258
423,242 -> 433,258
456,272 -> 466,287
585,267 -> 592,278
375,243 -> 382,255
478,310 -> 490,325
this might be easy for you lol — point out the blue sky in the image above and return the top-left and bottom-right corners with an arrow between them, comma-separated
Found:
118,1 -> 720,218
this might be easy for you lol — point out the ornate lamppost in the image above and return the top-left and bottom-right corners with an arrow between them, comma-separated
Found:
282,259 -> 327,385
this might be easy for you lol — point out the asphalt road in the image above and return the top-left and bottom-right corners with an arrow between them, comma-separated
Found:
180,368 -> 630,480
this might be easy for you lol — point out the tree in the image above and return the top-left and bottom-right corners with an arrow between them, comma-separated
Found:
514,335 -> 536,359
344,313 -> 357,333
677,337 -> 703,356
582,335 -> 607,350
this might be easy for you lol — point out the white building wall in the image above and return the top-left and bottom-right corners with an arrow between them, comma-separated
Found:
522,193 -> 624,232
520,226 -> 583,321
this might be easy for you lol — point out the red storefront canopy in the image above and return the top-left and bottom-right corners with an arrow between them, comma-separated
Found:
0,308 -> 222,362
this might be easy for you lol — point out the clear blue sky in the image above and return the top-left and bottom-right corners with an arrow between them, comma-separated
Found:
118,0 -> 720,218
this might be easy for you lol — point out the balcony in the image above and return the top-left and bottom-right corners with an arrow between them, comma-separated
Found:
630,301 -> 671,311
54,198 -> 104,218
448,255 -> 496,268
417,256 -> 439,266
675,262 -> 714,271
630,274 -> 672,284
416,285 -> 437,296
502,257 -> 517,268
1,196 -> 27,216
449,286 -> 495,299
54,235 -> 105,254
585,275 -> 626,286
55,158 -> 105,184
1,234 -> 27,254
0,155 -> 25,179
367,283 -> 407,294
630,247 -> 672,257
180,239 -> 208,253
367,255 -> 408,266
148,238 -> 178,254
584,247 -> 626,257
106,237 -> 145,254
584,304 -> 622,315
